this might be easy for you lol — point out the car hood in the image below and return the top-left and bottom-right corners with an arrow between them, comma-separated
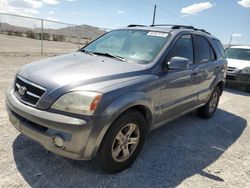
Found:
17,52 -> 151,109
227,58 -> 250,70
18,52 -> 146,91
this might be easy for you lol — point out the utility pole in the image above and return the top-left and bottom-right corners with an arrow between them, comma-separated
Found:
152,4 -> 157,26
229,35 -> 233,47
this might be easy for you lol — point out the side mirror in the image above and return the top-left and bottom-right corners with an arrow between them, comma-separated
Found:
168,57 -> 190,70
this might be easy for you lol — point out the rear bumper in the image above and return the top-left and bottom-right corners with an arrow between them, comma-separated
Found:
6,88 -> 96,160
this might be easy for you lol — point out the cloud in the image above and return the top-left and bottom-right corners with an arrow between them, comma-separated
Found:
238,0 -> 250,7
46,16 -> 60,21
0,0 -> 40,16
67,0 -> 77,1
181,2 -> 214,15
42,0 -> 59,5
232,33 -> 242,37
49,10 -> 55,15
8,0 -> 43,9
117,10 -> 126,14
0,0 -> 59,17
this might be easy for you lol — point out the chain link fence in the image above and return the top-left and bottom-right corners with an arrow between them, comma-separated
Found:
0,13 -> 108,56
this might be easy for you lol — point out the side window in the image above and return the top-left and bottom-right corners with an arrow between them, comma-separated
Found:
195,35 -> 215,63
168,35 -> 194,63
210,46 -> 216,61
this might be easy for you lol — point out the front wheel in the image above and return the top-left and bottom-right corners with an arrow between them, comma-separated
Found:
197,87 -> 221,119
97,110 -> 147,173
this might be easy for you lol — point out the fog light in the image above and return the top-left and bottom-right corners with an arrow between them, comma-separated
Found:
53,135 -> 64,148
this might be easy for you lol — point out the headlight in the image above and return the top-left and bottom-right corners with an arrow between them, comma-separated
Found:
240,67 -> 250,74
52,91 -> 102,115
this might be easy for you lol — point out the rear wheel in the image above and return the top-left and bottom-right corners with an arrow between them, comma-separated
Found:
197,86 -> 221,119
98,110 -> 147,173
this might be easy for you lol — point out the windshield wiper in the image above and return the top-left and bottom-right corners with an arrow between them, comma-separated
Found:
78,49 -> 94,56
78,50 -> 126,62
92,52 -> 126,62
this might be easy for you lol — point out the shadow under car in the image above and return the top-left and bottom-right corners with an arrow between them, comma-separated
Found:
12,108 -> 246,187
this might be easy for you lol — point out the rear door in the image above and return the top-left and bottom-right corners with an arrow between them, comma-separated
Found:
192,34 -> 219,105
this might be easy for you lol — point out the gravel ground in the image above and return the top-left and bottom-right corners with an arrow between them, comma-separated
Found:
0,35 -> 250,188
0,34 -> 79,56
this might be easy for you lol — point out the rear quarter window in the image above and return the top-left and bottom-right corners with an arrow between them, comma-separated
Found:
213,39 -> 225,58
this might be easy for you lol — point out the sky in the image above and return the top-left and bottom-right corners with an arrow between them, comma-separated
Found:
0,0 -> 250,45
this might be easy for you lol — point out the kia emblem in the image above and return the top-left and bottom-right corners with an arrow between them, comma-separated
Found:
18,86 -> 27,96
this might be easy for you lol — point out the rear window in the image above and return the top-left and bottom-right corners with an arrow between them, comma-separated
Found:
213,39 -> 225,58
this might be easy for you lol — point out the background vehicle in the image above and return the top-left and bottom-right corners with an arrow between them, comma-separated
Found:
6,25 -> 227,173
225,46 -> 250,92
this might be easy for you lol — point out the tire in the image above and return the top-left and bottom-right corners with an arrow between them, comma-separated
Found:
197,86 -> 221,119
246,84 -> 250,93
97,110 -> 147,173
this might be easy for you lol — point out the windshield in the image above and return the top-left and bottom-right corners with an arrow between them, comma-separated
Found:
225,48 -> 250,61
81,29 -> 170,64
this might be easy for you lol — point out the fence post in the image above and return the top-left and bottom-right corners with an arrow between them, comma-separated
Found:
75,25 -> 80,49
41,19 -> 44,55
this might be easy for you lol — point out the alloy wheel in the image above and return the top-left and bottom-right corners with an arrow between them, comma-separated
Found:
111,123 -> 140,162
209,92 -> 219,113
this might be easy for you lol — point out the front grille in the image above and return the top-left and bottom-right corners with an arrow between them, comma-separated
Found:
14,76 -> 46,106
227,67 -> 236,72
226,75 -> 237,80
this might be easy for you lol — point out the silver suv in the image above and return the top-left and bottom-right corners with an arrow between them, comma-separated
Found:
6,25 -> 227,173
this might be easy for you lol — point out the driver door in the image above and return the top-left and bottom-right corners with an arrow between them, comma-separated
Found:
157,34 -> 198,123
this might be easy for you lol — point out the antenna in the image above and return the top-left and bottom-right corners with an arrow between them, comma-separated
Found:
152,5 -> 157,26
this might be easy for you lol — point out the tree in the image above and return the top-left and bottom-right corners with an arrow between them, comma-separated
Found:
26,30 -> 37,39
53,34 -> 65,42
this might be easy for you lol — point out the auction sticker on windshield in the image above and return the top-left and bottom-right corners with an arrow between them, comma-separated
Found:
147,32 -> 168,37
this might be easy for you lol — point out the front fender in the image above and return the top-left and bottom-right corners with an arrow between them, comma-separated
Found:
83,91 -> 155,159
103,91 -> 154,117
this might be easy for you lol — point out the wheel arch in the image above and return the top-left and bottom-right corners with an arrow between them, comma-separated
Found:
83,91 -> 155,159
217,80 -> 225,95
120,104 -> 153,128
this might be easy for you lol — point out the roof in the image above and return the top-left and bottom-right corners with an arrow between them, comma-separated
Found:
229,45 -> 250,49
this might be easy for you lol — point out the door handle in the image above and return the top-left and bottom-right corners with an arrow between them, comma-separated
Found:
191,72 -> 198,77
215,66 -> 220,71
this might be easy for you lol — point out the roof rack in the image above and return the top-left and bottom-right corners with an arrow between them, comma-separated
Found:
151,24 -> 195,30
152,24 -> 211,35
127,24 -> 147,27
127,24 -> 211,35
194,28 -> 211,35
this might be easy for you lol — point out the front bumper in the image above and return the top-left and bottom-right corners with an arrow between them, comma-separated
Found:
6,88 -> 95,160
226,72 -> 250,85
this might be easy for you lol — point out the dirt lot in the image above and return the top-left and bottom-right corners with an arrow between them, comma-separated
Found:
0,35 -> 250,187
0,34 -> 79,56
